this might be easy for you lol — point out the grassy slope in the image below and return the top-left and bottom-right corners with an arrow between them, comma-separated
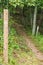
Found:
0,18 -> 43,65
8,19 -> 43,65
31,35 -> 43,53
0,19 -> 3,64
25,28 -> 43,53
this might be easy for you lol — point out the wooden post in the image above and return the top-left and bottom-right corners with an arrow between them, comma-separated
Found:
3,9 -> 8,64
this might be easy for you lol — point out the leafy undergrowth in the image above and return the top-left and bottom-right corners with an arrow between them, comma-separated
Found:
31,34 -> 43,53
25,27 -> 43,53
8,50 -> 41,65
0,19 -> 43,65
8,19 -> 42,65
0,19 -> 3,64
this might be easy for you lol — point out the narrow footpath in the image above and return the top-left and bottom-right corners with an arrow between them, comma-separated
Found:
14,23 -> 43,61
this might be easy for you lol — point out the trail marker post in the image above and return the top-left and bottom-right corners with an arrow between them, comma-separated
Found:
3,9 -> 8,64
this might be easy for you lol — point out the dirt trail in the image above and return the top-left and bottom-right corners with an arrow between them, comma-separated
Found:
14,23 -> 43,61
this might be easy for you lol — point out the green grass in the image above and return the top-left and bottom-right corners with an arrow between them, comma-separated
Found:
8,19 -> 43,65
0,19 -> 3,64
0,19 -> 3,52
24,26 -> 43,53
0,18 -> 43,65
31,34 -> 43,53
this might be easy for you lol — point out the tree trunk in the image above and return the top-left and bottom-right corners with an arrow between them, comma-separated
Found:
30,8 -> 33,28
32,6 -> 37,35
3,9 -> 8,64
36,25 -> 39,36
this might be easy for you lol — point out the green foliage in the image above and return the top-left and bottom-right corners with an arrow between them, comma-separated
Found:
31,34 -> 43,52
0,19 -> 3,49
9,0 -> 43,8
8,18 -> 32,65
0,19 -> 3,64
1,0 -> 43,9
8,25 -> 20,53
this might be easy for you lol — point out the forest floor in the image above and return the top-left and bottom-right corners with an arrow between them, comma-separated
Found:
13,22 -> 43,65
0,19 -> 43,65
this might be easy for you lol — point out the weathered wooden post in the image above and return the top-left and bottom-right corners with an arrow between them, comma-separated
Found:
3,9 -> 8,64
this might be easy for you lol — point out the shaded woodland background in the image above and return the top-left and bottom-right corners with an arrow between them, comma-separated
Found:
0,0 -> 43,65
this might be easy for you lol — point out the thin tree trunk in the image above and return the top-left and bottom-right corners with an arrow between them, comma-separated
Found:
3,9 -> 8,64
32,6 -> 37,35
30,8 -> 33,28
36,25 -> 39,36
